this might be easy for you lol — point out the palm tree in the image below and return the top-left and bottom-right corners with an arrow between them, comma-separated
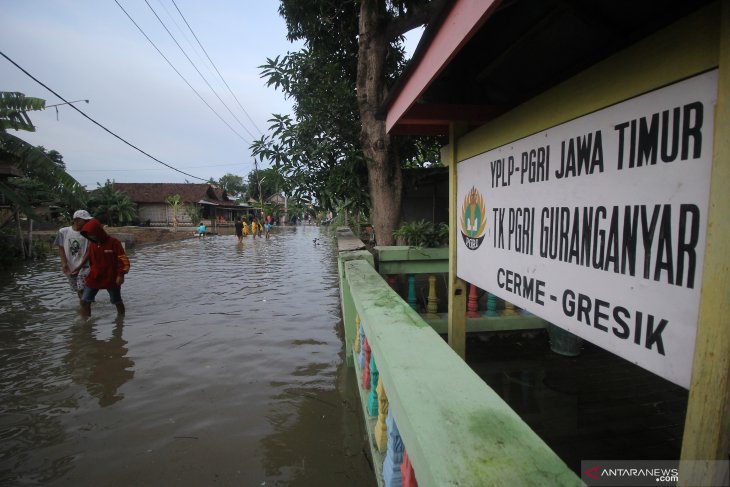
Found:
87,180 -> 138,226
112,194 -> 137,226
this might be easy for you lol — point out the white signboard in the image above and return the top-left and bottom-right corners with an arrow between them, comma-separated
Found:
457,70 -> 718,388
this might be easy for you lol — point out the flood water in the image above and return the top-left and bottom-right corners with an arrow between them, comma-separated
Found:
0,226 -> 375,486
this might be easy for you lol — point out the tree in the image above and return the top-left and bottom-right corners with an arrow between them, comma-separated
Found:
166,194 -> 181,231
185,202 -> 202,226
245,167 -> 283,202
216,173 -> 247,199
254,1 -> 442,244
0,92 -> 87,222
87,180 -> 138,226
0,92 -> 87,260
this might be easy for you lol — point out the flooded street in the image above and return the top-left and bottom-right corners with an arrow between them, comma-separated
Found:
0,226 -> 375,486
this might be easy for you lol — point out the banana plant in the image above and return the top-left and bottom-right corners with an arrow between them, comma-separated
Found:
0,92 -> 86,228
166,193 -> 182,231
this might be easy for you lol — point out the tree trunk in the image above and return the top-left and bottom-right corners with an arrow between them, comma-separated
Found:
357,0 -> 402,246
15,208 -> 25,259
27,218 -> 33,259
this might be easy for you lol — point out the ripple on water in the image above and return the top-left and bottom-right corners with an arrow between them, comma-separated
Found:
0,226 -> 373,486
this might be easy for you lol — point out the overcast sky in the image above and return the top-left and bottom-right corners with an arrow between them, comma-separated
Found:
2,1 -> 423,190
0,1 -> 296,188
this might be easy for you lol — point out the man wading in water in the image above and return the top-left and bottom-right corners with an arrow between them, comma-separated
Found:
79,218 -> 130,317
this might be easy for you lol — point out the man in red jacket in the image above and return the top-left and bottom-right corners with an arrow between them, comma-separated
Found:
79,218 -> 130,317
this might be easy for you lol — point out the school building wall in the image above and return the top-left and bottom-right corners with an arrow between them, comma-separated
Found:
445,1 -> 728,480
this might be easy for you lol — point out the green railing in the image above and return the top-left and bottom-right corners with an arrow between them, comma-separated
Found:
336,230 -> 581,487
376,245 -> 547,334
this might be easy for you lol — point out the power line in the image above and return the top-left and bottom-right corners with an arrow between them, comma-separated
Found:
143,0 -> 257,140
0,50 -> 208,182
153,0 -> 221,87
113,0 -> 251,145
74,162 -> 255,172
167,0 -> 267,207
167,0 -> 266,205
170,0 -> 265,137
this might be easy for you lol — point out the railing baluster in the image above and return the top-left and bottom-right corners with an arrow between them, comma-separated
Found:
484,292 -> 498,316
467,282 -> 481,317
387,274 -> 399,292
362,337 -> 372,390
374,376 -> 389,451
426,274 -> 439,315
382,409 -> 404,487
359,323 -> 366,369
407,274 -> 417,310
367,356 -> 379,416
401,449 -> 418,487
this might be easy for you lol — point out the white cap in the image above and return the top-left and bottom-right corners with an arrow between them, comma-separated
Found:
73,209 -> 93,220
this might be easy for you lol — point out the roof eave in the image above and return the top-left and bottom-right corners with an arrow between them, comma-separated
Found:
384,0 -> 503,135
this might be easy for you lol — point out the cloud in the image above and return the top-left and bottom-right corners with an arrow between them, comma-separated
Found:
1,0 -> 299,188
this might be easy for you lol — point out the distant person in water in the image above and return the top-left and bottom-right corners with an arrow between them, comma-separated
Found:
234,217 -> 243,243
197,222 -> 206,236
79,218 -> 130,317
263,215 -> 273,240
242,219 -> 249,237
251,216 -> 259,239
55,209 -> 94,301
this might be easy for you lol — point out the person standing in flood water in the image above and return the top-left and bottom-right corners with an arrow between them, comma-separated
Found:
234,217 -> 243,243
79,218 -> 130,317
55,209 -> 93,301
251,216 -> 260,239
263,215 -> 272,240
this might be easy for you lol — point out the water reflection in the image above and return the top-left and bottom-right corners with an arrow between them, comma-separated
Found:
0,226 -> 375,486
260,348 -> 374,487
64,317 -> 134,407
0,260 -> 77,485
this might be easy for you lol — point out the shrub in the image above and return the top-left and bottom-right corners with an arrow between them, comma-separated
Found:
392,220 -> 448,247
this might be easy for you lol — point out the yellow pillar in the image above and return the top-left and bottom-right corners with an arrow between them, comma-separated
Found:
374,376 -> 389,453
680,3 -> 730,485
446,122 -> 468,359
426,274 -> 439,315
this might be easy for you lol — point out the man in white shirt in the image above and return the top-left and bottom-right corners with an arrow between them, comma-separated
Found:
54,210 -> 93,300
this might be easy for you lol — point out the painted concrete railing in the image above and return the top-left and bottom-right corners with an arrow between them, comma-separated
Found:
376,246 -> 546,335
337,243 -> 581,486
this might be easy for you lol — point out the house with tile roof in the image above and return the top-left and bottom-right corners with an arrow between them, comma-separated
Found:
113,182 -> 252,226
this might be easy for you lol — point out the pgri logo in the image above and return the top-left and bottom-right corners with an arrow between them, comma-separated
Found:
460,186 -> 486,250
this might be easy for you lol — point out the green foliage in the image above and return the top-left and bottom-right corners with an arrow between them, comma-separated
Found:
263,201 -> 283,219
283,197 -> 305,221
185,202 -> 202,225
87,180 -> 138,226
166,194 -> 182,228
0,92 -> 45,131
252,0 -> 442,225
392,220 -> 448,248
245,167 -> 284,202
217,173 -> 247,199
0,92 -> 86,226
